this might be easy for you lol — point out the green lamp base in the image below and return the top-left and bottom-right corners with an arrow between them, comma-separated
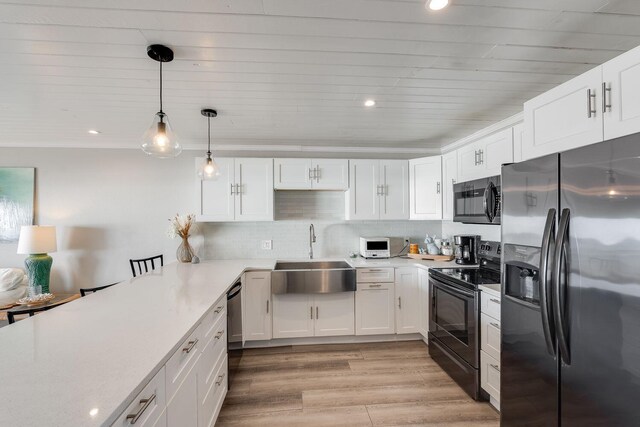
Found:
24,253 -> 53,294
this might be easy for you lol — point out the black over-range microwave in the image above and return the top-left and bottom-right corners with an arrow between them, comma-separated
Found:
453,175 -> 501,225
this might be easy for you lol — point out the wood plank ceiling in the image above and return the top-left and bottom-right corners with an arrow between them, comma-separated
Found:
1,0 -> 640,153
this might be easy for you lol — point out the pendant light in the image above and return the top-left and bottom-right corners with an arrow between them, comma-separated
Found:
141,44 -> 182,158
197,108 -> 220,180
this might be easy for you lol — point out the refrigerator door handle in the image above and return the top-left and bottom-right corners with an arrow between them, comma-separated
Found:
539,208 -> 557,356
552,208 -> 571,365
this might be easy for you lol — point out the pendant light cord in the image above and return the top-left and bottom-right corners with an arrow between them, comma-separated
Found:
207,116 -> 212,156
159,60 -> 163,114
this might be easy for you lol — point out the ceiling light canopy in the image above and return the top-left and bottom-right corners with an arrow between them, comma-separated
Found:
427,0 -> 449,11
197,108 -> 221,180
364,99 -> 376,107
141,44 -> 182,158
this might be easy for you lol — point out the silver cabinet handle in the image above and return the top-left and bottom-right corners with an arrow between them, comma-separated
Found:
215,330 -> 224,340
308,168 -> 313,180
235,183 -> 241,195
369,284 -> 382,288
316,306 -> 319,319
437,182 -> 441,194
126,393 -> 156,424
214,305 -> 224,314
474,150 -> 479,166
266,300 -> 269,314
603,82 -> 612,112
230,183 -> 235,195
182,338 -> 198,353
367,269 -> 385,272
490,298 -> 501,304
587,88 -> 596,118
310,306 -> 313,319
490,322 -> 500,329
479,149 -> 484,165
315,167 -> 320,183
398,296 -> 402,309
490,364 -> 500,373
216,373 -> 226,386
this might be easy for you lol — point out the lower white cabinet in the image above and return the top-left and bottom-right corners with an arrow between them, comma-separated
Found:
167,364 -> 198,427
272,293 -> 355,339
395,268 -> 420,334
481,351 -> 501,405
355,282 -> 395,335
480,313 -> 501,361
480,289 -> 501,408
243,271 -> 272,341
417,268 -> 429,338
112,367 -> 167,427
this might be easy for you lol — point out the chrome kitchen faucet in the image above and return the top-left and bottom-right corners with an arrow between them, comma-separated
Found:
309,223 -> 316,259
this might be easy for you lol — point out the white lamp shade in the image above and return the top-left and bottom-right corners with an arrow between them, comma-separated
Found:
17,226 -> 57,254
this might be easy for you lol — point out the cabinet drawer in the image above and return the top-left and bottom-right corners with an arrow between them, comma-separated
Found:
202,298 -> 226,344
356,268 -> 394,283
112,367 -> 166,427
199,314 -> 227,393
199,356 -> 228,427
481,350 -> 501,402
480,313 -> 501,361
481,292 -> 501,321
166,325 -> 202,401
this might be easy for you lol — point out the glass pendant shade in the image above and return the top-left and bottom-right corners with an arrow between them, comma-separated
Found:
141,112 -> 182,158
198,154 -> 221,180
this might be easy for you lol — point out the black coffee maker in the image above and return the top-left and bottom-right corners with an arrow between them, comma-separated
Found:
454,235 -> 480,265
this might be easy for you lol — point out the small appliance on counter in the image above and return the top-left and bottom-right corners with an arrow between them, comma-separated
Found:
428,240 -> 501,401
454,235 -> 480,265
359,237 -> 391,259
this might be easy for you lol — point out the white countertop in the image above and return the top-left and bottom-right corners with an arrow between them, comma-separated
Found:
479,283 -> 502,298
0,256 -> 463,426
0,259 -> 274,427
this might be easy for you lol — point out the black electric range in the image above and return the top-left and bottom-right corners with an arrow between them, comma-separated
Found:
430,241 -> 501,291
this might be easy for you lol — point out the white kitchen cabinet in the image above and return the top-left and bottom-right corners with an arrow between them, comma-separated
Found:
355,282 -> 395,335
603,45 -> 640,141
112,367 -> 167,427
395,268 -> 420,334
480,289 -> 501,409
441,152 -> 457,221
481,351 -> 501,406
481,313 -> 501,361
274,158 -> 348,190
409,156 -> 442,220
347,159 -> 408,220
196,157 -> 273,222
457,128 -> 513,182
523,67 -> 603,161
314,292 -> 355,336
167,364 -> 198,427
272,293 -> 355,338
272,294 -> 315,339
243,272 -> 272,342
417,268 -> 430,339
512,123 -> 524,163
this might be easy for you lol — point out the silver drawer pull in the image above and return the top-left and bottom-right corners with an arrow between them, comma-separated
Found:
490,322 -> 500,329
369,284 -> 382,288
126,393 -> 156,424
490,298 -> 500,304
398,296 -> 402,309
216,373 -> 226,386
182,338 -> 198,353
214,330 -> 224,339
214,305 -> 224,314
490,364 -> 501,373
367,269 -> 385,272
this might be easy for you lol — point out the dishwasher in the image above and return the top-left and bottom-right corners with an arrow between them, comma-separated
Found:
226,279 -> 243,390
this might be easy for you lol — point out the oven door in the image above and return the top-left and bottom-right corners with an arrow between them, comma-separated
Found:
453,176 -> 501,224
429,275 -> 479,368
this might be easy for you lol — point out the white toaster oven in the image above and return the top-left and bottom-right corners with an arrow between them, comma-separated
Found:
359,237 -> 391,259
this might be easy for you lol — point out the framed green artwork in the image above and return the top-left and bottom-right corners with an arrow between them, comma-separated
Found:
0,168 -> 35,243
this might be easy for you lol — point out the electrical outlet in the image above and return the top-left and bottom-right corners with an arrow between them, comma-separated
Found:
404,237 -> 410,246
261,240 -> 273,250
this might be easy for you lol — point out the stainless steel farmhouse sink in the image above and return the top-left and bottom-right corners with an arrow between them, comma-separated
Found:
271,261 -> 356,294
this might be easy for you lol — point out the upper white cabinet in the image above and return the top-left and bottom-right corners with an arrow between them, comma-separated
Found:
242,272 -> 272,342
603,45 -> 640,141
523,67 -> 603,161
395,267 -> 420,334
441,152 -> 457,221
347,159 -> 409,220
458,128 -> 513,182
274,158 -> 348,190
409,156 -> 442,220
196,157 -> 273,222
512,123 -> 524,163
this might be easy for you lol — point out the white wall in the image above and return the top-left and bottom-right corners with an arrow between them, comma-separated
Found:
0,147 -> 198,292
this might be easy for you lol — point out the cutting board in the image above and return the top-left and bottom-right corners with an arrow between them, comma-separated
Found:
407,253 -> 455,262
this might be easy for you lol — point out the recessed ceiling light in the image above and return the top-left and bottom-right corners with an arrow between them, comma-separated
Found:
364,99 -> 376,107
427,0 -> 449,11
88,130 -> 100,134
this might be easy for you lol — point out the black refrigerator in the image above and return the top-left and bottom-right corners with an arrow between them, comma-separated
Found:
501,133 -> 640,426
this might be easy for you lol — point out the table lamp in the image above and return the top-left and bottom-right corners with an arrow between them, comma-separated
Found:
17,226 -> 57,294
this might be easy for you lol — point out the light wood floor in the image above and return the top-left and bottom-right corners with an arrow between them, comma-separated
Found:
217,340 -> 499,426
